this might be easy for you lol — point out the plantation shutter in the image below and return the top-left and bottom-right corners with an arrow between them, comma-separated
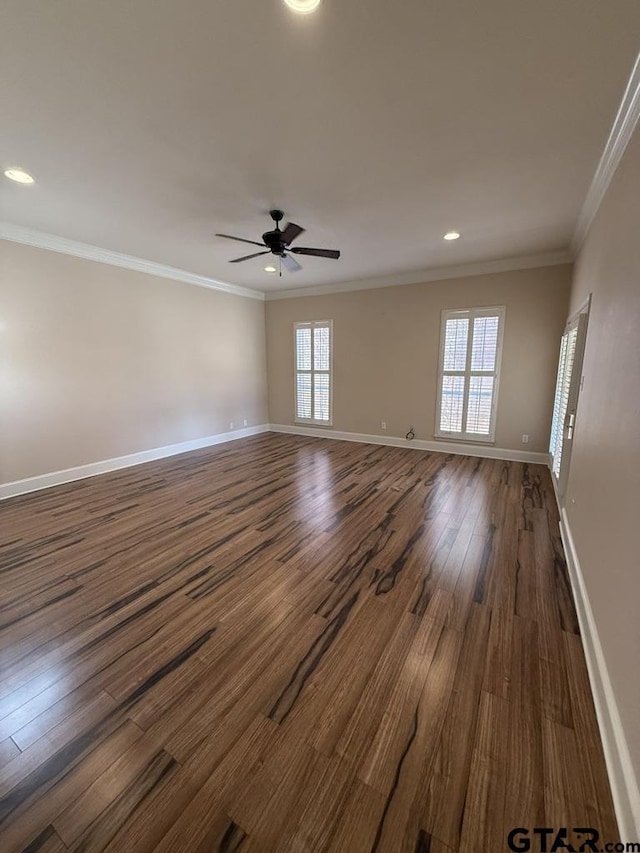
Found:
294,321 -> 332,425
549,309 -> 587,487
437,307 -> 505,441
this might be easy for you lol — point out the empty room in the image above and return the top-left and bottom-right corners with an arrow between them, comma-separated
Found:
1,1 -> 639,851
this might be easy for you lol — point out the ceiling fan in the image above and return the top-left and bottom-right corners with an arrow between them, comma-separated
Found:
216,209 -> 340,274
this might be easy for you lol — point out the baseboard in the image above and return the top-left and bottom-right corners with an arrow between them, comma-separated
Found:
559,506 -> 640,841
268,423 -> 549,464
0,424 -> 270,500
1,423 -> 545,500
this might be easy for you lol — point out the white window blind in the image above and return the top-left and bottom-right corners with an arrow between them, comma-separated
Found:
549,324 -> 578,477
294,320 -> 332,425
436,306 -> 505,442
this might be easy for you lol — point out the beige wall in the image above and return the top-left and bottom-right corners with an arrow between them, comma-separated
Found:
565,127 -> 640,781
1,241 -> 268,483
266,265 -> 571,453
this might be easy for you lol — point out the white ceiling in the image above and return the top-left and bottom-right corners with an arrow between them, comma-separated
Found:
1,0 -> 639,294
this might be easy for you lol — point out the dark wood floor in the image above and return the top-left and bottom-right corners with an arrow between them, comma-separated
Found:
0,433 -> 616,852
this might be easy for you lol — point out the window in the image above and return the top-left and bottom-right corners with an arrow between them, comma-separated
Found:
435,306 -> 505,442
549,328 -> 575,478
549,308 -> 588,486
294,320 -> 332,425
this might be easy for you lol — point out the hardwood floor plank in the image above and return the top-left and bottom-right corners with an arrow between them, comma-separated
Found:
325,777 -> 386,853
64,750 -> 178,851
20,824 -> 67,853
358,616 -> 446,795
532,507 -> 574,728
542,716 -> 590,849
366,627 -> 463,852
334,612 -> 425,768
422,602 -> 492,850
53,734 -> 175,846
458,691 -> 510,853
444,533 -> 485,632
277,752 -> 354,852
0,739 -> 20,772
227,736 -> 320,845
0,720 -> 143,852
68,749 -> 179,853
152,715 -> 274,852
502,616 -> 546,842
482,606 -> 514,700
9,683 -> 116,752
0,690 -> 119,800
515,528 -> 536,619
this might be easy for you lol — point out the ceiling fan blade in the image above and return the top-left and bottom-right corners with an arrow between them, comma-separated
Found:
280,222 -> 305,246
229,251 -> 270,263
215,233 -> 266,248
281,253 -> 302,273
290,247 -> 341,260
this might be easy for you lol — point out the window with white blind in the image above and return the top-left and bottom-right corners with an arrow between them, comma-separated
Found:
435,306 -> 505,442
294,320 -> 332,425
549,328 -> 576,478
548,308 -> 588,490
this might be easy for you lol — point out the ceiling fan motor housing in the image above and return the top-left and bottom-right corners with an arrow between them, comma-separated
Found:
264,210 -> 286,255
263,230 -> 287,255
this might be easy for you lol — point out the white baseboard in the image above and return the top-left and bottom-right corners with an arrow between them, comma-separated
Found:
268,423 -> 549,464
0,424 -> 270,500
559,507 -> 640,841
1,423 -> 544,501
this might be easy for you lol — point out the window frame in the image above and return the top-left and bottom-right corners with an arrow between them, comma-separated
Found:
293,319 -> 333,427
434,305 -> 506,444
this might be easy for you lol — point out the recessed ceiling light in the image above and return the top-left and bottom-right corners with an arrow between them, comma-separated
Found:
283,0 -> 321,14
3,167 -> 35,185
264,265 -> 277,273
443,231 -> 460,241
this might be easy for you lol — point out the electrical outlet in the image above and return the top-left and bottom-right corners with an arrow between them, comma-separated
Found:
381,421 -> 387,430
243,419 -> 248,427
229,422 -> 234,429
522,434 -> 529,444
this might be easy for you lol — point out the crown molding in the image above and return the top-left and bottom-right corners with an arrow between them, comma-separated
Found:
0,222 -> 265,301
264,250 -> 574,300
0,222 -> 574,304
573,51 -> 640,252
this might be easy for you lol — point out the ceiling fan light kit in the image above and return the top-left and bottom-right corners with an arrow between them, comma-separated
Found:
216,209 -> 340,275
